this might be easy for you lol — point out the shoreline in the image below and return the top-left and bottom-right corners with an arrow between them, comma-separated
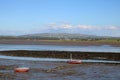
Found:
0,39 -> 120,47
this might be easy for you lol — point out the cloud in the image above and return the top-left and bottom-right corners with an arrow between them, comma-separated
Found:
27,22 -> 120,36
77,25 -> 119,31
1,21 -> 119,37
60,24 -> 73,29
46,22 -> 73,30
45,22 -> 120,31
106,26 -> 118,30
77,25 -> 93,30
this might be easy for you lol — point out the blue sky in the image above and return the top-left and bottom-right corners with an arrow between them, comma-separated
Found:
0,0 -> 120,36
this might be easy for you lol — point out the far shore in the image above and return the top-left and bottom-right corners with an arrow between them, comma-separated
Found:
0,39 -> 120,47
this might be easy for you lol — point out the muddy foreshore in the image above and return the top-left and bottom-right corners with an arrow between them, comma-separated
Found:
0,50 -> 120,61
0,59 -> 120,80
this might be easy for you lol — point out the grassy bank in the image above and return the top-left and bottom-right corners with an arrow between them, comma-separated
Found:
0,39 -> 120,47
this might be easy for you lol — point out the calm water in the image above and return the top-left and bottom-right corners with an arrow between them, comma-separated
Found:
0,44 -> 120,63
0,44 -> 120,53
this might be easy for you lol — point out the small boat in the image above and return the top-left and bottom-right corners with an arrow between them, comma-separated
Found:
68,60 -> 82,64
14,67 -> 30,72
68,54 -> 82,64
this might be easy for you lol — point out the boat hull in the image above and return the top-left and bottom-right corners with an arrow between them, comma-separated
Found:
14,67 -> 30,72
68,60 -> 82,64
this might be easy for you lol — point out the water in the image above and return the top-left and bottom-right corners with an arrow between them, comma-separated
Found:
0,44 -> 120,63
0,44 -> 120,53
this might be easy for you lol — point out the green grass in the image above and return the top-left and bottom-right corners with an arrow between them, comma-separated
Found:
37,39 -> 120,43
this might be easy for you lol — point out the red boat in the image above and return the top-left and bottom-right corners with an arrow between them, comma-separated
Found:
68,60 -> 82,64
68,54 -> 82,64
14,67 -> 30,72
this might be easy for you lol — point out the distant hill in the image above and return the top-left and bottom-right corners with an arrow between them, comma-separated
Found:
19,33 -> 105,40
0,33 -> 120,40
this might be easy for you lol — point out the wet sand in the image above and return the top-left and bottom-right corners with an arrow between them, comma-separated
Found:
0,59 -> 120,80
0,39 -> 120,47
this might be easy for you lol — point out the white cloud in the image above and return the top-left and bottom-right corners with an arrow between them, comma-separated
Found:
106,26 -> 118,30
46,22 -> 73,29
60,24 -> 73,29
47,23 -> 56,27
46,22 -> 120,31
34,22 -> 120,37
77,25 -> 92,29
77,25 -> 102,30
77,25 -> 119,31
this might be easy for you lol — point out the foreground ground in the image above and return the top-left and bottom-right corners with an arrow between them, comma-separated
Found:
0,59 -> 120,80
0,40 -> 120,80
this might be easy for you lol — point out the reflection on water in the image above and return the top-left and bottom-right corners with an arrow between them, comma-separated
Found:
0,44 -> 120,53
0,55 -> 120,64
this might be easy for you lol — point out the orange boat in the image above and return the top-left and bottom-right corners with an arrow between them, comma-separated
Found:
68,54 -> 82,64
14,67 -> 30,72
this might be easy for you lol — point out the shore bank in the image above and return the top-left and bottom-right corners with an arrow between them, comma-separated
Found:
0,39 -> 120,47
0,50 -> 120,61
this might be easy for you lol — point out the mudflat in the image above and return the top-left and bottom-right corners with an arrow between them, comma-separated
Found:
0,59 -> 120,80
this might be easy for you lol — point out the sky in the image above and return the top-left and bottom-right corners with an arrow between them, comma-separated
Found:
0,0 -> 120,37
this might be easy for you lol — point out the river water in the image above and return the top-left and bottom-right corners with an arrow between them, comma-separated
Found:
0,44 -> 120,53
0,44 -> 120,63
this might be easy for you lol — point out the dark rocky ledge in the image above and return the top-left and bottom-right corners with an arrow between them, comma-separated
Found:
0,50 -> 120,61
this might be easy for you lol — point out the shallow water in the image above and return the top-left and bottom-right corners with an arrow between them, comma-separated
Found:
0,55 -> 120,64
0,44 -> 120,53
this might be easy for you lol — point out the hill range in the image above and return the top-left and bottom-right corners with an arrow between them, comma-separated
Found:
0,33 -> 120,40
